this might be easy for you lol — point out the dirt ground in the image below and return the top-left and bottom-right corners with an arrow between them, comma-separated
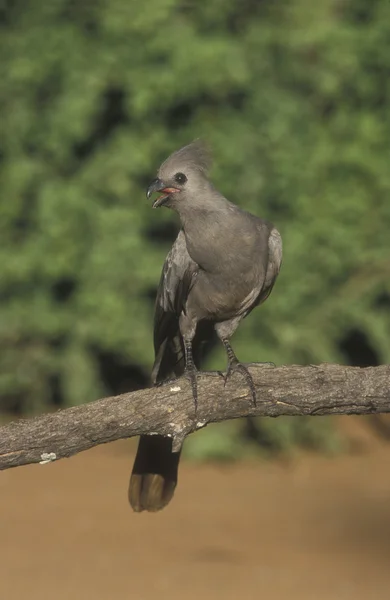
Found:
1,417 -> 390,600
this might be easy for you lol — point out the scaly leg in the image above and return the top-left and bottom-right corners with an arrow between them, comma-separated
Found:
184,338 -> 198,413
221,338 -> 257,407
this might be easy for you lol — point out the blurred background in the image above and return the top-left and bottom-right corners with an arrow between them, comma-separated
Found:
1,1 -> 390,599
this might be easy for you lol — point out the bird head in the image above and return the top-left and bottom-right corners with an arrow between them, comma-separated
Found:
146,140 -> 212,209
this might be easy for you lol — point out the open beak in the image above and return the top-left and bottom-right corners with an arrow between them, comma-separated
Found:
146,178 -> 180,208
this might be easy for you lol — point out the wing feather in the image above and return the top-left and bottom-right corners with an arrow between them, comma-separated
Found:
152,231 -> 198,383
241,226 -> 283,318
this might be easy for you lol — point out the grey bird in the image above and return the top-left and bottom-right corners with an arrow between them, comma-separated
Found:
129,140 -> 282,512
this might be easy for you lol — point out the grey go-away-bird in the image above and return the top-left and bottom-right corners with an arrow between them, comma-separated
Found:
129,140 -> 282,512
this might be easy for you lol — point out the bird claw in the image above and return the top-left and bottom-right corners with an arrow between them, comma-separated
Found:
184,367 -> 199,415
216,370 -> 226,380
224,361 -> 257,407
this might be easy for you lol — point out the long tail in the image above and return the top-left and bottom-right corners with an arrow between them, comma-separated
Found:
128,331 -> 184,513
128,323 -> 213,512
128,435 -> 181,512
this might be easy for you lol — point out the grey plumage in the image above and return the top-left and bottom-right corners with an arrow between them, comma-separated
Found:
129,140 -> 282,512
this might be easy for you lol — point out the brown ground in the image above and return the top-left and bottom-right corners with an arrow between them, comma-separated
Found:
1,417 -> 390,600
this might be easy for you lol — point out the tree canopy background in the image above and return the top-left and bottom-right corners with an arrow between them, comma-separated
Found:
1,0 -> 389,455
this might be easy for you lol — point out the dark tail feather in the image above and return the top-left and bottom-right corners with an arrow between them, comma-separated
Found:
129,435 -> 181,512
129,323 -> 214,513
129,333 -> 182,513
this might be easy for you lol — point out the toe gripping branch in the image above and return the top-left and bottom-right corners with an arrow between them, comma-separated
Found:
222,339 -> 257,407
184,339 -> 198,413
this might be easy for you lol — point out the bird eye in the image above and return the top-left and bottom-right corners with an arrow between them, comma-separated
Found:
174,172 -> 187,185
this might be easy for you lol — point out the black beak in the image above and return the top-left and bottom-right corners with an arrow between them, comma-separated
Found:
146,177 -> 180,208
146,178 -> 165,200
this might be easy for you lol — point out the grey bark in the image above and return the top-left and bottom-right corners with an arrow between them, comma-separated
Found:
0,363 -> 389,471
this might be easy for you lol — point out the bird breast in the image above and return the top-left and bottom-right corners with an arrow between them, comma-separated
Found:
188,268 -> 262,321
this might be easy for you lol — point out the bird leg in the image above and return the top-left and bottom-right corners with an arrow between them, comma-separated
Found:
184,339 -> 198,414
222,339 -> 257,407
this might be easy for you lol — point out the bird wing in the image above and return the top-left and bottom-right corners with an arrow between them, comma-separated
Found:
241,225 -> 283,317
260,226 -> 283,303
152,230 -> 198,383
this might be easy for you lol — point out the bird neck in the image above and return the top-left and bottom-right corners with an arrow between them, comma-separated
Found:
175,187 -> 232,225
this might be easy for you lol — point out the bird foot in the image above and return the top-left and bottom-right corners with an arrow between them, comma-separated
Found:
224,361 -> 257,407
184,366 -> 199,415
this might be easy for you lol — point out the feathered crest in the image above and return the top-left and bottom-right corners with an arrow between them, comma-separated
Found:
159,139 -> 212,176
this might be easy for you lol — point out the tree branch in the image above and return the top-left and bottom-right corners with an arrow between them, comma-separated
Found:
1,363 -> 389,470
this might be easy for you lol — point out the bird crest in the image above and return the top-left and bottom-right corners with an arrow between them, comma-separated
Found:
160,139 -> 212,175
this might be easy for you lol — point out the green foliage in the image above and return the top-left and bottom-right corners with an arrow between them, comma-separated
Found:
0,1 -> 389,454
184,416 -> 344,462
184,421 -> 246,462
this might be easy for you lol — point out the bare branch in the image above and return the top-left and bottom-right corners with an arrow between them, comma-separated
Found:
1,363 -> 389,470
